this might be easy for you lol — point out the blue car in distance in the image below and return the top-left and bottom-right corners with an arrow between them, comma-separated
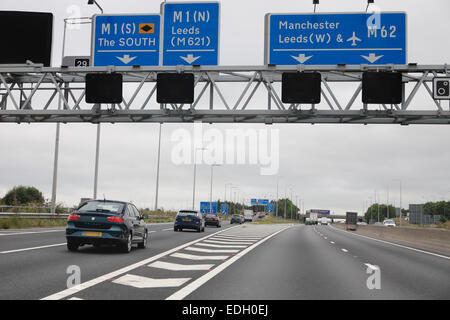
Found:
66,200 -> 148,253
174,210 -> 205,232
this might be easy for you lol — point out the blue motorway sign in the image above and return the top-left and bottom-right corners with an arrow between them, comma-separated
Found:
267,203 -> 274,213
251,199 -> 269,205
310,209 -> 330,215
161,2 -> 220,66
265,12 -> 406,65
200,201 -> 217,214
221,204 -> 228,215
92,14 -> 160,66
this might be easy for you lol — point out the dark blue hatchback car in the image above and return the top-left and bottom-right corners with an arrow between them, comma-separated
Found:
66,200 -> 148,253
174,210 -> 205,232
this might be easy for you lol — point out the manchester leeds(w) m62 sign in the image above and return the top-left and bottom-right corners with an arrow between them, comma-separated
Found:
161,2 -> 220,66
91,14 -> 161,66
265,12 -> 406,65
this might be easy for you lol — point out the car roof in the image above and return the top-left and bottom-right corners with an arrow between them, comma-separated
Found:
86,199 -> 129,205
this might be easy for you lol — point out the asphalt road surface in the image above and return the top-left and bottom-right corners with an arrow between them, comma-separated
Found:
0,222 -> 449,300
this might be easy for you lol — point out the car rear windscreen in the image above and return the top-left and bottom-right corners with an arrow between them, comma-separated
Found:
178,211 -> 197,216
78,201 -> 124,213
0,11 -> 53,66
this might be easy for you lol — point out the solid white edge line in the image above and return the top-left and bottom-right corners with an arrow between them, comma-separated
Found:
40,225 -> 240,300
0,230 -> 65,236
166,225 -> 292,300
0,243 -> 66,254
329,224 -> 450,260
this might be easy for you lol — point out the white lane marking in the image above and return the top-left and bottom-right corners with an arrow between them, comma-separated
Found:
162,228 -> 173,231
148,231 -> 157,233
0,243 -> 66,254
208,237 -> 260,243
204,239 -> 253,245
195,243 -> 247,248
330,241 -> 335,244
68,297 -> 84,300
166,225 -> 292,300
112,274 -> 190,289
324,237 -> 328,240
0,230 -> 64,236
329,224 -> 450,260
214,235 -> 262,239
148,261 -> 214,271
185,247 -> 240,253
170,252 -> 229,261
341,248 -> 349,253
41,225 -> 239,300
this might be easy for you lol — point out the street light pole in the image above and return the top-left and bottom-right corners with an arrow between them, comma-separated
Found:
209,164 -> 221,214
154,123 -> 162,210
192,147 -> 206,210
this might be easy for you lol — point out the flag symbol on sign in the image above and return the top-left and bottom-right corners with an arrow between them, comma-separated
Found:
139,23 -> 154,34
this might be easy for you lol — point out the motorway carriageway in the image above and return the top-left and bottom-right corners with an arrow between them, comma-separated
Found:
0,222 -> 449,300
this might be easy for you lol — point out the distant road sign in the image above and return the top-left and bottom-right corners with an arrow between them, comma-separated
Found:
161,2 -> 220,66
91,14 -> 160,66
265,12 -> 406,65
310,209 -> 330,214
200,201 -> 217,214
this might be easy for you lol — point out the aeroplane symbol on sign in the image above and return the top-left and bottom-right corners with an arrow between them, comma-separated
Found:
346,32 -> 361,46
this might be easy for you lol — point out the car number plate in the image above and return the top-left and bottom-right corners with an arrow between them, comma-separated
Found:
83,231 -> 102,237
182,218 -> 192,222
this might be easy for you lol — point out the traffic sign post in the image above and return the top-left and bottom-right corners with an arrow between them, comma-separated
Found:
265,12 -> 406,65
91,14 -> 161,66
161,2 -> 220,66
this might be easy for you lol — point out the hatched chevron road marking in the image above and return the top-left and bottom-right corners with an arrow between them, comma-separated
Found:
204,239 -> 254,245
170,252 -> 229,261
112,274 -> 191,289
213,235 -> 262,239
195,242 -> 247,248
148,261 -> 214,271
185,246 -> 240,253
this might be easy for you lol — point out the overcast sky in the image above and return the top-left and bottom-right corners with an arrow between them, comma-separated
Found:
0,0 -> 449,214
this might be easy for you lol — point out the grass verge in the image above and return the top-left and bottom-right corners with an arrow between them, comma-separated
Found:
0,217 -> 67,230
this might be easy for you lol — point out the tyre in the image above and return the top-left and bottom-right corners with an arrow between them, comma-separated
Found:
174,227 -> 178,232
67,240 -> 79,252
138,231 -> 148,249
120,233 -> 132,253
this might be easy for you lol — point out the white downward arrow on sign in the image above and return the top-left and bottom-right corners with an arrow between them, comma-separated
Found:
291,54 -> 313,64
116,54 -> 137,64
361,53 -> 384,63
180,54 -> 201,64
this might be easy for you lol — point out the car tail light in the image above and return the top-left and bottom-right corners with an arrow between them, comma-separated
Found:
215,217 -> 218,221
67,213 -> 80,221
107,216 -> 124,223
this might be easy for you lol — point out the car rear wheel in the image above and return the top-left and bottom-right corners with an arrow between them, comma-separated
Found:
121,233 -> 132,253
138,231 -> 148,249
67,240 -> 79,252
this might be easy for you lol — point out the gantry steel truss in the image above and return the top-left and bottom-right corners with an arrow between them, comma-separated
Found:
0,64 -> 449,124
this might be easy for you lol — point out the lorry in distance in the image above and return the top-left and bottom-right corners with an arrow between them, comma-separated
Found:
346,212 -> 358,231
